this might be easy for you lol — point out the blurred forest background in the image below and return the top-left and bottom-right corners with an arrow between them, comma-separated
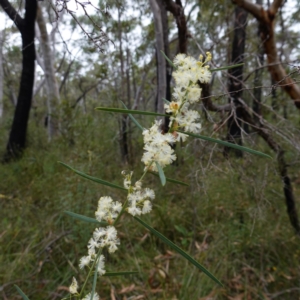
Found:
0,0 -> 300,299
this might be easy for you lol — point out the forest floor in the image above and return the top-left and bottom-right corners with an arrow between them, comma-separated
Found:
1,111 -> 300,300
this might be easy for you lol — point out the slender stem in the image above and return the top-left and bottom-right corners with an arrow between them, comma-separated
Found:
79,250 -> 102,297
113,197 -> 128,226
139,160 -> 154,182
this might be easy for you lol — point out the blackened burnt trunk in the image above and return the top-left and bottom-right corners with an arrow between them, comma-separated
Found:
225,6 -> 248,157
1,0 -> 37,162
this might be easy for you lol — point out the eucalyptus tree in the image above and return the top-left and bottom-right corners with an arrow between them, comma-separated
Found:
36,4 -> 60,141
233,0 -> 300,108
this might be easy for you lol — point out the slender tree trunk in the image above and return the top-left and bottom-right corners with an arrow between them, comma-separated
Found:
0,30 -> 4,118
157,0 -> 172,133
117,7 -> 129,164
36,5 -> 60,141
1,0 -> 37,162
126,47 -> 133,164
253,51 -> 264,119
252,0 -> 264,120
150,0 -> 166,115
225,6 -> 248,157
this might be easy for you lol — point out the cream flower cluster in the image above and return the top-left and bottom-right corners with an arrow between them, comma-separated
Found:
92,226 -> 120,254
122,170 -> 133,189
69,277 -> 100,299
127,185 -> 155,216
173,52 -> 212,85
164,53 -> 212,141
77,171 -> 156,281
79,225 -> 119,274
141,120 -> 176,171
95,196 -> 122,222
122,170 -> 155,216
77,195 -> 121,275
69,277 -> 78,294
82,292 -> 100,300
72,54 -> 212,298
69,280 -> 99,300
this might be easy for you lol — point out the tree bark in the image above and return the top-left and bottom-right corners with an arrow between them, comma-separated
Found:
163,0 -> 188,54
0,30 -> 4,118
126,47 -> 133,164
157,0 -> 172,132
1,0 -> 37,162
117,7 -> 129,164
36,5 -> 60,141
252,0 -> 264,120
225,6 -> 248,157
232,0 -> 300,108
150,0 -> 167,115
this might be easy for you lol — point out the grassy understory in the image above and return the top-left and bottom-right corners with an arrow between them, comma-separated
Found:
1,111 -> 300,300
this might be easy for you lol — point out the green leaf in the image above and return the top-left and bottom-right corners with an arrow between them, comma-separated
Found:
58,161 -> 127,190
177,130 -> 271,159
155,162 -> 166,186
134,217 -> 223,287
149,171 -> 189,186
14,285 -> 30,300
95,107 -> 168,117
211,63 -> 244,72
64,211 -> 108,226
160,50 -> 177,69
121,101 -> 144,131
104,271 -> 139,277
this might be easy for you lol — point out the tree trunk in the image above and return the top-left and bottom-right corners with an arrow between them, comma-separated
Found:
0,30 -> 4,118
157,0 -> 172,133
233,0 -> 300,109
225,6 -> 248,157
1,0 -> 37,162
163,0 -> 188,54
252,0 -> 264,120
126,47 -> 133,164
117,7 -> 129,165
150,0 -> 166,115
36,5 -> 60,141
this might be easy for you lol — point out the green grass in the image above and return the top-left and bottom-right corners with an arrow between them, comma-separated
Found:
1,111 -> 300,300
